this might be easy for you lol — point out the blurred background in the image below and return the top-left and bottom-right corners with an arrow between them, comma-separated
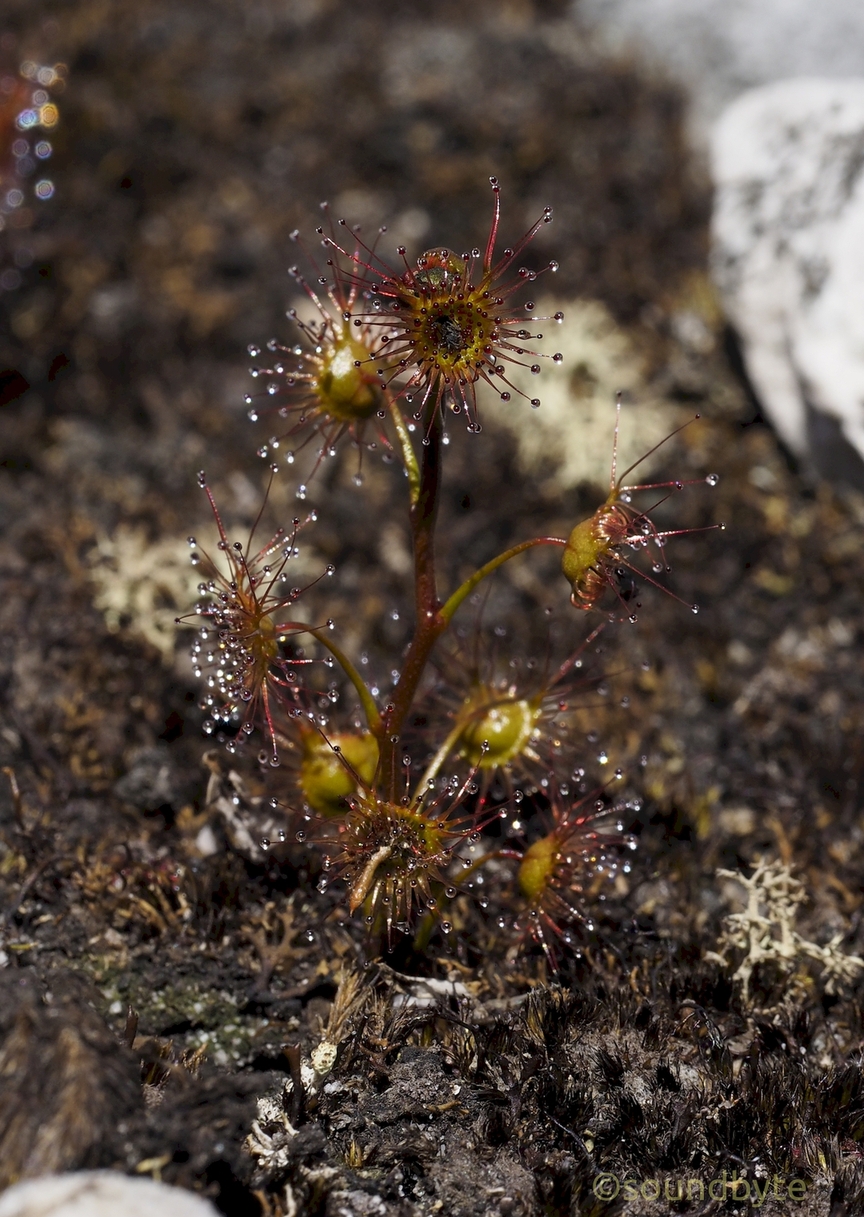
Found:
2,0 -> 864,1205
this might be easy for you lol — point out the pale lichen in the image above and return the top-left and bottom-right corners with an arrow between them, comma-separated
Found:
486,298 -> 684,491
706,857 -> 864,1001
88,526 -> 202,663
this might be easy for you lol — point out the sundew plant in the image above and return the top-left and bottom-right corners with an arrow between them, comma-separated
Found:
183,178 -> 718,966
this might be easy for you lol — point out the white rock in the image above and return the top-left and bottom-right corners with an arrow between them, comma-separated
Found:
711,79 -> 864,473
0,1172 -> 220,1217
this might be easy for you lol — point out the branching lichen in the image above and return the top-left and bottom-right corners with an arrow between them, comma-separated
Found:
707,857 -> 864,1001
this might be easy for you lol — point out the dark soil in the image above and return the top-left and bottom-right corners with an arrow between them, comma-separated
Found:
1,2 -> 863,1215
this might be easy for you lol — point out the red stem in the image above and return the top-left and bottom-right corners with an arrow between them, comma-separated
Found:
379,398 -> 446,796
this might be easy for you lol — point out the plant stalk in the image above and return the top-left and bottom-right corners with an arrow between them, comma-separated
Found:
440,535 -> 567,624
305,626 -> 382,734
380,396 -> 446,795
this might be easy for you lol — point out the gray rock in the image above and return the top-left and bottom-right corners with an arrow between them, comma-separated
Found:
0,972 -> 142,1188
114,744 -> 181,811
711,78 -> 864,482
578,0 -> 864,142
0,1172 -> 219,1217
325,1191 -> 390,1217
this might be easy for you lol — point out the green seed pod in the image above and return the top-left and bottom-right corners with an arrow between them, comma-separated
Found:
514,793 -> 635,967
562,515 -> 605,589
315,333 -> 381,422
298,730 -> 379,818
457,695 -> 541,769
518,832 -> 558,902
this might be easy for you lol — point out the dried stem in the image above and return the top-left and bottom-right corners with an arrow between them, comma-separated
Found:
386,394 -> 421,506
